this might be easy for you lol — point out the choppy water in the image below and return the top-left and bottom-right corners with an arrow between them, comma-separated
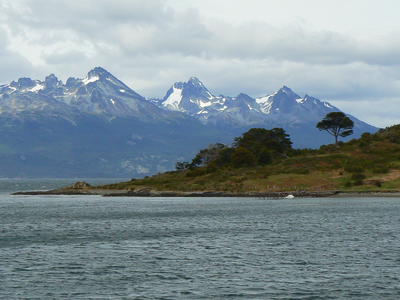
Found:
1,181 -> 400,299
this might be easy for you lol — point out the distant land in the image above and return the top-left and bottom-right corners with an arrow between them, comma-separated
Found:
0,67 -> 377,178
93,124 -> 400,195
15,124 -> 400,196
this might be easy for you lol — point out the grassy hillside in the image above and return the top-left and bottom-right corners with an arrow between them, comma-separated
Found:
100,125 -> 400,193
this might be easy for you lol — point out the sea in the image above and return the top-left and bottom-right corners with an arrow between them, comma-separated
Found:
1,179 -> 400,299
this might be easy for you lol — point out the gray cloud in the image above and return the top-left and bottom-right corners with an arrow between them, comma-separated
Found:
0,28 -> 36,82
0,0 -> 399,126
8,0 -> 400,66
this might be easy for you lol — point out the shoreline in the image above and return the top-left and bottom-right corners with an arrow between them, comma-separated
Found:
11,187 -> 400,198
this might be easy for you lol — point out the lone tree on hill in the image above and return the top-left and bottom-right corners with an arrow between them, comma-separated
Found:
317,112 -> 354,144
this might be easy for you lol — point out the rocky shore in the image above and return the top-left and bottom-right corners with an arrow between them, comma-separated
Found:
12,189 -> 338,198
11,181 -> 336,197
12,181 -> 400,198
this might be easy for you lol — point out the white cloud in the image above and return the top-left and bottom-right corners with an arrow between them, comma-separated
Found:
0,0 -> 399,126
0,27 -> 36,81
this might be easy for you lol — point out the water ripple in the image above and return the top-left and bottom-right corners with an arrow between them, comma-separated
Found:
1,196 -> 400,299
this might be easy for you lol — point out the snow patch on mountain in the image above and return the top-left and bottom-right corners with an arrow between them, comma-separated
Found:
256,94 -> 274,114
82,75 -> 99,85
26,83 -> 45,93
154,79 -> 375,130
0,68 -> 377,140
163,86 -> 183,111
0,67 -> 169,120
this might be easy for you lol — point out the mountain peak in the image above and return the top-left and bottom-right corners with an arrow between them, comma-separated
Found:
161,76 -> 214,112
45,73 -> 58,80
278,85 -> 294,93
11,77 -> 36,89
275,85 -> 301,100
45,74 -> 61,87
82,67 -> 115,85
188,76 -> 200,82
187,76 -> 205,87
236,93 -> 253,100
87,66 -> 112,79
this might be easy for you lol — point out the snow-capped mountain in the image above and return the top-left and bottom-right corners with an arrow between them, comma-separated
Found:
157,78 -> 338,124
0,69 -> 373,132
0,67 -> 378,177
0,68 -> 225,177
0,67 -> 172,120
159,77 -> 215,112
156,77 -> 267,125
156,77 -> 374,131
255,86 -> 344,124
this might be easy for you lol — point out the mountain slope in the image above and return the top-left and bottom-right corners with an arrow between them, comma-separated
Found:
0,68 -> 226,177
0,68 -> 379,177
156,77 -> 267,126
155,78 -> 378,147
99,124 -> 400,194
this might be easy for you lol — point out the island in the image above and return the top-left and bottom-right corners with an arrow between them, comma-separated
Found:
13,123 -> 400,198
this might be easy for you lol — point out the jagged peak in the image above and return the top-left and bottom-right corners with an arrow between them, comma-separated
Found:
187,76 -> 207,88
45,73 -> 58,80
10,77 -> 36,89
303,94 -> 318,100
188,76 -> 201,83
236,93 -> 253,100
85,67 -> 125,84
237,92 -> 249,97
45,74 -> 61,87
172,81 -> 185,89
168,76 -> 211,95
258,86 -> 298,101
82,66 -> 121,86
274,85 -> 302,101
87,66 -> 111,77
278,85 -> 295,94
66,77 -> 79,87
170,77 -> 208,91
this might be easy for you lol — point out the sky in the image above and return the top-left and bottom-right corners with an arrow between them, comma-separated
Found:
0,0 -> 399,127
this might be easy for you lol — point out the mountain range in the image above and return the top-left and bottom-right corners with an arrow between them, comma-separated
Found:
152,76 -> 369,128
0,67 -> 378,177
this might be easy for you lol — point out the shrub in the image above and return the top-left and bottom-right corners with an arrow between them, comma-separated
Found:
344,180 -> 353,188
214,147 -> 235,167
295,168 -> 310,175
176,161 -> 190,170
258,150 -> 272,165
231,147 -> 257,167
351,173 -> 366,185
231,176 -> 245,183
319,144 -> 339,153
361,132 -> 372,139
186,168 -> 207,177
344,165 -> 364,173
371,165 -> 390,174
365,179 -> 382,187
234,128 -> 292,155
205,163 -> 218,173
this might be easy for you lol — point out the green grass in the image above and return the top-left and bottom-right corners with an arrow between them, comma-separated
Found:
97,125 -> 400,193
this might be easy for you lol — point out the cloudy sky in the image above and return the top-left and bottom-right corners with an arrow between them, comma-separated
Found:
0,0 -> 399,127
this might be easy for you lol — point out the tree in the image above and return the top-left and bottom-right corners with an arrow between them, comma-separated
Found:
231,147 -> 257,167
213,147 -> 235,167
317,112 -> 354,144
190,143 -> 227,168
175,161 -> 190,171
234,128 -> 292,162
